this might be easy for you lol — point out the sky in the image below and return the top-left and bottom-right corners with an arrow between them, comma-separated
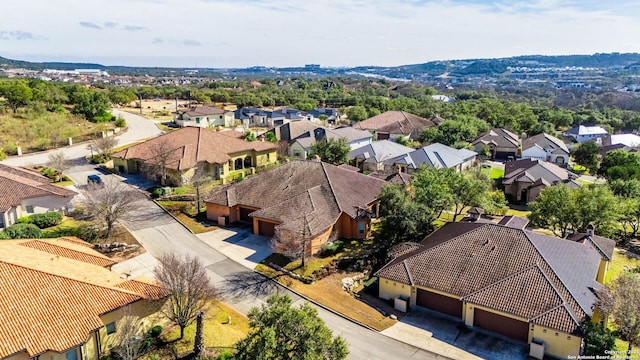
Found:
2,0 -> 640,68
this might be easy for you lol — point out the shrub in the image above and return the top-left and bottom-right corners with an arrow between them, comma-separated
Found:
151,188 -> 163,199
30,212 -> 63,228
321,240 -> 344,257
115,117 -> 127,128
76,223 -> 99,243
16,216 -> 31,224
4,141 -> 18,155
149,325 -> 163,338
93,111 -> 115,123
0,231 -> 10,240
4,223 -> 43,239
0,149 -> 6,161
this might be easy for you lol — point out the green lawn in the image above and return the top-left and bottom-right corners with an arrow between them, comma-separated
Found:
605,248 -> 640,284
480,167 -> 505,179
156,200 -> 217,234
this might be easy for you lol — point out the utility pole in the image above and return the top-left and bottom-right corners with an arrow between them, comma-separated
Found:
138,93 -> 143,115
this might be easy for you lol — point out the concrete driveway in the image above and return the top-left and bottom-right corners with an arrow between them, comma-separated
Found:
383,307 -> 529,360
196,226 -> 272,270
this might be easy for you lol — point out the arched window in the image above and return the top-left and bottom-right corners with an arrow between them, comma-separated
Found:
234,158 -> 244,170
244,157 -> 252,168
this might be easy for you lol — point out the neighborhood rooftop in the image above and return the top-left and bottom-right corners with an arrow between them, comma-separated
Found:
0,164 -> 77,212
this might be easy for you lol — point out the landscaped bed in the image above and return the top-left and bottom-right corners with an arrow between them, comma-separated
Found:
156,200 -> 218,234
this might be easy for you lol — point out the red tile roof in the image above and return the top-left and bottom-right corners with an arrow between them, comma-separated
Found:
112,127 -> 277,170
0,238 -> 167,358
0,164 -> 76,212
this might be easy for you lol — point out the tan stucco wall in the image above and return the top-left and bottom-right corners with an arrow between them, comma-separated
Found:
206,203 -> 231,224
335,213 -> 369,239
309,225 -> 335,254
378,277 -> 412,302
252,217 -> 281,235
531,325 -> 582,359
5,352 -> 31,360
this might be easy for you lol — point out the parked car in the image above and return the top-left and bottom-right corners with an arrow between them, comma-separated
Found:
87,174 -> 103,185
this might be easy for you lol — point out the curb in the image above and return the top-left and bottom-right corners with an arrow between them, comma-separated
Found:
152,199 -> 196,234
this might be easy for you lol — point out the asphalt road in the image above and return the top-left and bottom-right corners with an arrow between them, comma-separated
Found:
0,109 -> 163,166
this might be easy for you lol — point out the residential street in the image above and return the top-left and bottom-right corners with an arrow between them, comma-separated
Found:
0,109 -> 163,166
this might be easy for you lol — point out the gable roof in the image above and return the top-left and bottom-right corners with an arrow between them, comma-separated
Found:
565,125 -> 608,136
270,120 -> 322,141
352,111 -> 435,140
522,133 -> 569,154
293,126 -> 372,150
205,161 -> 386,237
609,133 -> 640,147
375,221 -> 607,335
503,158 -> 575,186
177,105 -> 227,117
566,232 -> 616,261
112,127 -> 277,170
472,128 -> 520,149
0,237 -> 167,358
391,143 -> 477,170
0,164 -> 77,212
348,140 -> 414,164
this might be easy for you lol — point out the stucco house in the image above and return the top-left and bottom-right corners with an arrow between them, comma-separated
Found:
503,158 -> 579,203
349,140 -> 415,173
375,218 -> 614,359
174,105 -> 235,128
389,143 -> 477,174
0,237 -> 168,360
521,133 -> 570,166
472,128 -> 521,160
352,111 -> 436,141
563,125 -> 608,143
0,164 -> 76,229
289,126 -> 373,160
204,160 -> 386,254
112,127 -> 278,186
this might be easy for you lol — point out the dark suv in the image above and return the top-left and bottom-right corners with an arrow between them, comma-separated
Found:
87,174 -> 103,185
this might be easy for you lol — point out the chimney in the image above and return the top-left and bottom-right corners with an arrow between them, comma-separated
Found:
586,224 -> 594,236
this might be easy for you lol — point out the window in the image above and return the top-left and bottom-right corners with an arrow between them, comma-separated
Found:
26,205 -> 34,214
105,322 -> 116,334
293,151 -> 302,158
196,117 -> 201,124
266,153 -> 271,161
65,349 -> 78,360
358,221 -> 366,235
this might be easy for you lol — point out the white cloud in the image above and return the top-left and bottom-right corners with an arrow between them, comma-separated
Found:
1,0 -> 639,67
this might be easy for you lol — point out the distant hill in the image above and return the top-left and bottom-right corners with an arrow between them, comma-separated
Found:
2,53 -> 640,79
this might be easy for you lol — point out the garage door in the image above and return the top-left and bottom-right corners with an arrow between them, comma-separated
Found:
239,207 -> 253,222
377,133 -> 390,140
474,308 -> 529,342
258,221 -> 276,237
416,289 -> 462,318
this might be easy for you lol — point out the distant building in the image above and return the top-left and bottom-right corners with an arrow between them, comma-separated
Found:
563,125 -> 608,143
174,105 -> 235,128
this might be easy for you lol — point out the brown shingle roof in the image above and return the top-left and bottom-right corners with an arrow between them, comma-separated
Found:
205,161 -> 386,237
375,222 -> 605,334
352,111 -> 435,140
112,127 -> 277,170
566,232 -> 616,261
178,105 -> 226,117
0,164 -> 76,211
472,128 -> 520,149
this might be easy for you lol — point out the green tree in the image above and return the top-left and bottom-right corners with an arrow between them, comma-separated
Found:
450,173 -> 490,219
572,142 -> 600,173
72,90 -> 112,121
599,150 -> 640,181
346,105 -> 368,122
595,273 -> 640,354
411,167 -> 456,218
0,80 -> 33,112
244,130 -> 257,142
619,198 -> 640,237
310,138 -> 350,165
235,294 -> 348,360
581,321 -> 616,356
527,121 -> 556,136
609,179 -> 640,198
528,185 -> 577,238
378,184 -> 434,246
264,132 -> 277,143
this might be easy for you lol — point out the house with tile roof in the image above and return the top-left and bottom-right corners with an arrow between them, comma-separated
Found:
472,128 -> 521,160
204,160 -> 386,254
112,127 -> 278,186
389,143 -> 477,174
174,105 -> 235,128
375,218 -> 615,359
348,140 -> 415,173
503,158 -> 579,203
521,133 -> 570,166
0,237 -> 168,360
352,111 -> 436,141
0,164 -> 77,229
289,126 -> 372,160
